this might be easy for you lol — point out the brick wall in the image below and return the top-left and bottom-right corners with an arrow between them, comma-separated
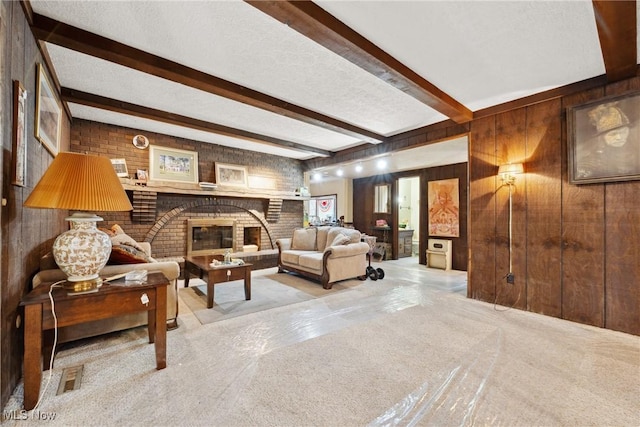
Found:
71,120 -> 305,257
71,120 -> 303,189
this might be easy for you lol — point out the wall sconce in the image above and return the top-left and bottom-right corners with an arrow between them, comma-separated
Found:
497,162 -> 524,284
498,163 -> 524,186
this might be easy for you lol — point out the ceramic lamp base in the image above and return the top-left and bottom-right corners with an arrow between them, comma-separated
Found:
53,213 -> 111,291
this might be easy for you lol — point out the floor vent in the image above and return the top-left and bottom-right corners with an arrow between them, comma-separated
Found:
57,365 -> 84,395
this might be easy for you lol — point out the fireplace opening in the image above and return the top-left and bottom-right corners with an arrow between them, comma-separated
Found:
243,227 -> 261,252
187,218 -> 236,256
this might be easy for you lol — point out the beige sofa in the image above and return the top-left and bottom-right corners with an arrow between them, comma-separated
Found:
276,226 -> 370,289
32,241 -> 180,343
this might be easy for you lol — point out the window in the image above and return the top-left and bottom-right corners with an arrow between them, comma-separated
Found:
309,194 -> 337,225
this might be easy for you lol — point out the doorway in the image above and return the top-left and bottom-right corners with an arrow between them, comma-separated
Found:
397,176 -> 420,259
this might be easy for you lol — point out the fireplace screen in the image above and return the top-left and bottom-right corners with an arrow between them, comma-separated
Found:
187,219 -> 236,256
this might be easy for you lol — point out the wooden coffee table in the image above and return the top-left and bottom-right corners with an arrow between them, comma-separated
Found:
183,255 -> 252,308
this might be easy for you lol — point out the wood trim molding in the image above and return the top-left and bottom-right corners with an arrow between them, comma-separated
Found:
30,13 -> 385,144
247,1 -> 473,124
473,74 -> 610,119
60,88 -> 333,157
592,0 -> 637,83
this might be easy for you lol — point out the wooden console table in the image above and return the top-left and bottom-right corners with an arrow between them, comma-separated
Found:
20,272 -> 169,410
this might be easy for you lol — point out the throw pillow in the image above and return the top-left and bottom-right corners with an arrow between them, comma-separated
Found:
99,227 -> 116,237
110,224 -> 126,235
327,227 -> 360,247
108,243 -> 152,265
342,228 -> 361,244
329,233 -> 350,247
291,227 -> 317,251
107,224 -> 146,254
315,226 -> 331,252
111,233 -> 145,253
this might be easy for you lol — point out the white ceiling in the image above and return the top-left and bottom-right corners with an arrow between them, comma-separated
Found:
29,1 -> 639,175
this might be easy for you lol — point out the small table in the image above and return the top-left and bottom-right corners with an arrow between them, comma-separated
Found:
183,255 -> 252,308
20,272 -> 169,410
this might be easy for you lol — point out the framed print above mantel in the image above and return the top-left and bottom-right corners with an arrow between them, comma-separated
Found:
110,158 -> 129,177
567,91 -> 640,184
149,145 -> 199,184
34,63 -> 61,157
215,163 -> 248,187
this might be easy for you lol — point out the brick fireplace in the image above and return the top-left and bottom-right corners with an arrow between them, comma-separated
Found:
101,193 -> 302,262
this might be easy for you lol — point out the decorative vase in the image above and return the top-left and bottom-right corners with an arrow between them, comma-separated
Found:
52,213 -> 111,291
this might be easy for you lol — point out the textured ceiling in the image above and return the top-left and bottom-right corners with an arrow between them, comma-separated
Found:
28,0 -> 639,176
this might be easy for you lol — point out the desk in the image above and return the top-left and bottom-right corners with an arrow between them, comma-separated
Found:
20,272 -> 169,410
183,255 -> 252,308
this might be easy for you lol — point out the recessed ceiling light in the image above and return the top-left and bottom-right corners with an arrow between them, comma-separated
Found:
377,159 -> 387,169
313,172 -> 322,181
336,169 -> 344,176
355,164 -> 363,173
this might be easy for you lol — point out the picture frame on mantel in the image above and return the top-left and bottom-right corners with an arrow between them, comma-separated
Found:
12,80 -> 28,187
567,91 -> 640,185
215,163 -> 248,187
34,63 -> 61,157
149,145 -> 199,184
110,158 -> 129,177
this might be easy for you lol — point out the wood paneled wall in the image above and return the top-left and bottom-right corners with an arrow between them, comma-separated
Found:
469,76 -> 640,335
353,162 -> 468,271
0,2 -> 70,408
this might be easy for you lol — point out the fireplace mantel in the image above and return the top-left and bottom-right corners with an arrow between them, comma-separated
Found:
121,181 -> 308,201
123,179 -> 301,224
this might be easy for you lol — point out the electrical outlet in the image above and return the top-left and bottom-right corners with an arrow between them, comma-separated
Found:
506,273 -> 515,284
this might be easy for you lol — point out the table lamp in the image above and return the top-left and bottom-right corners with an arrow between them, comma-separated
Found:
24,152 -> 133,293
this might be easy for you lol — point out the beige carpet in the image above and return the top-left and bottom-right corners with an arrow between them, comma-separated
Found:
3,259 -> 639,426
179,268 -> 365,324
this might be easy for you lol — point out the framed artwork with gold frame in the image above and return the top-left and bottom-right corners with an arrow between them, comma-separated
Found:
567,91 -> 640,184
149,145 -> 199,183
35,63 -> 61,157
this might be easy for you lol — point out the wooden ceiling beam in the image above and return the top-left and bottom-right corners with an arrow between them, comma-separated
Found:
30,13 -> 384,145
61,88 -> 333,157
592,0 -> 637,82
246,0 -> 472,124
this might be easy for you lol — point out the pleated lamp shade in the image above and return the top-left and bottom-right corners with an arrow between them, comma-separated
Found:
24,152 -> 132,211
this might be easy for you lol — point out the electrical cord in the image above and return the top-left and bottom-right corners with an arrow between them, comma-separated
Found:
493,181 -> 521,312
493,281 -> 522,312
30,273 -> 132,412
31,280 -> 65,412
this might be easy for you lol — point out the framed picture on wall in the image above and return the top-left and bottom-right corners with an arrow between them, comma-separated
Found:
428,178 -> 459,237
215,163 -> 248,187
34,63 -> 61,157
12,81 -> 28,187
149,145 -> 199,183
567,91 -> 640,184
